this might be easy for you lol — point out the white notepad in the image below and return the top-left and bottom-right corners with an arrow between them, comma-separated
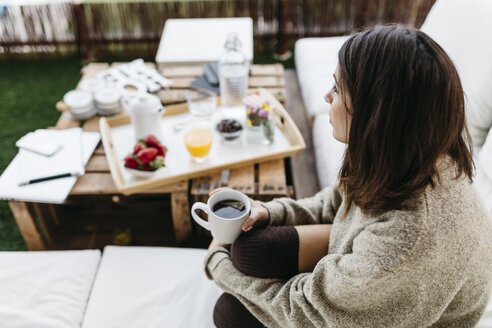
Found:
16,128 -> 85,185
0,129 -> 100,204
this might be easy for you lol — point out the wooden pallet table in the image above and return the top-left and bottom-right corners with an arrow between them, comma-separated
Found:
10,61 -> 294,250
10,63 -> 191,250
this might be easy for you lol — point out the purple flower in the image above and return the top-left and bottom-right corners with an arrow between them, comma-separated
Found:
258,109 -> 269,118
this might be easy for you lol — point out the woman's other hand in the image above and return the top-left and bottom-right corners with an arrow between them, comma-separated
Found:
209,188 -> 270,232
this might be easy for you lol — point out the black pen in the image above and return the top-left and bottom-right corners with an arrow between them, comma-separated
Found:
18,173 -> 79,186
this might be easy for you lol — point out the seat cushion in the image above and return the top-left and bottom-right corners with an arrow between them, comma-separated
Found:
0,250 -> 101,328
474,128 -> 492,216
82,246 -> 222,328
312,113 -> 346,189
420,0 -> 492,146
294,36 -> 349,119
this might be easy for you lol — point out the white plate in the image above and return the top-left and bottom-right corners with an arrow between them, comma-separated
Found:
123,166 -> 161,178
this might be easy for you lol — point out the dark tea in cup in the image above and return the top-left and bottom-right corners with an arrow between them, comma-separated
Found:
212,199 -> 247,219
191,189 -> 251,243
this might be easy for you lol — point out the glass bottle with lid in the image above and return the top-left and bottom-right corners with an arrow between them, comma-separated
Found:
218,32 -> 250,109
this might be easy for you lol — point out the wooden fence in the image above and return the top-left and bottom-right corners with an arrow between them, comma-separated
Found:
0,0 -> 436,60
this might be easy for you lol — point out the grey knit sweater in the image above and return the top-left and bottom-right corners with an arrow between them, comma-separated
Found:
204,160 -> 492,327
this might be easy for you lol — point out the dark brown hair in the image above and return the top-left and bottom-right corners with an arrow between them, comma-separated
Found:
337,25 -> 473,216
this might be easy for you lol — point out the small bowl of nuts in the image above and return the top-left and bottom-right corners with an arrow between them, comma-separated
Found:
217,119 -> 243,143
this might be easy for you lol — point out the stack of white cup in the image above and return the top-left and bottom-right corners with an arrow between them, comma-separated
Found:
94,88 -> 123,116
63,90 -> 98,120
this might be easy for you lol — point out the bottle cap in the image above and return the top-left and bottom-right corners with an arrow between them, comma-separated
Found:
224,32 -> 242,50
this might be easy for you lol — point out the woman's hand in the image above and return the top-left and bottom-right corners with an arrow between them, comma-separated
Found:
209,188 -> 270,232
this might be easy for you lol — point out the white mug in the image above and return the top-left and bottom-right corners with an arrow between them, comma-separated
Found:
191,189 -> 251,244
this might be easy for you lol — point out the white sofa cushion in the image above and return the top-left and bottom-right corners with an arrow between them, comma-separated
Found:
474,128 -> 492,216
82,246 -> 222,328
420,0 -> 492,147
312,113 -> 346,189
0,250 -> 101,328
295,36 -> 349,119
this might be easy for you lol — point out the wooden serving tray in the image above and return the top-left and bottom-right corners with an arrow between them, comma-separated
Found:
99,88 -> 305,195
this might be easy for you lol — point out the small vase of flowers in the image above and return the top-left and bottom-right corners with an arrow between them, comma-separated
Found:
243,94 -> 275,145
243,94 -> 271,130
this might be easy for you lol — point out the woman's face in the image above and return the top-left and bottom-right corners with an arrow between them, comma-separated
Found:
325,66 -> 351,143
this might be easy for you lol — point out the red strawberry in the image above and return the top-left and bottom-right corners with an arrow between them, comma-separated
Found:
124,154 -> 139,169
156,144 -> 166,156
149,155 -> 165,170
133,154 -> 143,168
137,147 -> 158,165
133,141 -> 146,154
144,134 -> 160,148
142,164 -> 153,171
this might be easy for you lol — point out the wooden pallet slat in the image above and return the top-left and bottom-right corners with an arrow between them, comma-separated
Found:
169,76 -> 285,89
33,203 -> 57,244
159,65 -> 203,77
228,166 -> 255,195
250,64 -> 285,76
82,115 -> 101,132
156,87 -> 285,106
85,155 -> 110,172
190,171 -> 222,197
171,191 -> 192,243
249,76 -> 285,88
111,62 -> 156,69
159,64 -> 285,79
155,89 -> 190,105
55,111 -> 80,129
72,173 -> 187,194
258,159 -> 287,196
94,144 -> 105,155
8,202 -> 46,250
168,77 -> 195,89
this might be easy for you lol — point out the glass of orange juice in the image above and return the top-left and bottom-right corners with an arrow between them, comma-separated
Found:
184,122 -> 213,163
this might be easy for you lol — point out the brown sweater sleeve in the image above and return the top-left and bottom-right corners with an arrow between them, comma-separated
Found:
261,185 -> 343,226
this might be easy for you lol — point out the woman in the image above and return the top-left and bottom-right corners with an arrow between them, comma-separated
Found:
204,25 -> 492,327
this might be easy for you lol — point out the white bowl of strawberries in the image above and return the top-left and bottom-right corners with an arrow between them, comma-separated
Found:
123,135 -> 167,178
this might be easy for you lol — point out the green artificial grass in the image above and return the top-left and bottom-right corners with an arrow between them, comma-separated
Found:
0,58 -> 83,251
0,52 -> 292,251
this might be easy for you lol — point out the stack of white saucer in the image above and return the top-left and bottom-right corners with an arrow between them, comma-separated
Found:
63,90 -> 97,120
94,88 -> 123,116
63,75 -> 153,120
